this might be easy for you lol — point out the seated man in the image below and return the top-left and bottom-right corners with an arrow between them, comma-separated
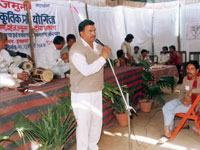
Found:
166,45 -> 182,83
138,49 -> 151,63
159,46 -> 169,64
59,34 -> 76,57
162,60 -> 200,139
50,36 -> 70,78
65,34 -> 76,51
5,36 -> 34,72
115,49 -> 130,67
133,46 -> 140,64
60,34 -> 76,65
0,32 -> 29,88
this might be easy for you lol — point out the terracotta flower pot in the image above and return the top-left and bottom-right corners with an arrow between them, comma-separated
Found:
114,113 -> 128,126
139,99 -> 153,113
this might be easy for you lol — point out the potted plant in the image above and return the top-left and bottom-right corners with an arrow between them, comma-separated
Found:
13,86 -> 76,150
103,82 -> 133,126
138,60 -> 177,112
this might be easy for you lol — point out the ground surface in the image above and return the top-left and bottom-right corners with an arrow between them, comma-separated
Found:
69,88 -> 200,150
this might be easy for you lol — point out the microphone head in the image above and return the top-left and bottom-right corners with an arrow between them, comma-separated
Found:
95,39 -> 104,47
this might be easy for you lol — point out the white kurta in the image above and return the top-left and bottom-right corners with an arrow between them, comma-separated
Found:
121,41 -> 132,58
159,53 -> 169,64
48,46 -> 69,78
0,49 -> 23,78
133,52 -> 140,63
70,39 -> 106,150
0,49 -> 23,88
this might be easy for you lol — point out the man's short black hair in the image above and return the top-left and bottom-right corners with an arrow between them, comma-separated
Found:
53,36 -> 65,45
134,46 -> 139,50
169,45 -> 176,51
162,46 -> 168,51
117,49 -> 123,58
141,49 -> 149,54
186,60 -> 199,70
66,34 -> 76,42
78,19 -> 94,32
0,32 -> 7,41
125,34 -> 134,42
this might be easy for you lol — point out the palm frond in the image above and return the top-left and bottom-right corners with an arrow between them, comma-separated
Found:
103,83 -> 134,114
105,59 -> 117,67
157,76 -> 177,91
137,59 -> 151,70
0,135 -> 18,148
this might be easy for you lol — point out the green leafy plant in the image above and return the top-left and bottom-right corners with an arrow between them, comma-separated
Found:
105,59 -> 117,67
0,135 -> 18,150
138,59 -> 177,105
103,82 -> 121,103
103,82 -> 131,114
59,86 -> 72,109
13,86 -> 76,150
110,94 -> 127,114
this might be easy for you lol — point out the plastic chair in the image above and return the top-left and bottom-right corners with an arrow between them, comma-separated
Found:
169,94 -> 200,141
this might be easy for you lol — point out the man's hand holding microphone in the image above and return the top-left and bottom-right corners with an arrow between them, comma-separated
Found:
102,45 -> 111,60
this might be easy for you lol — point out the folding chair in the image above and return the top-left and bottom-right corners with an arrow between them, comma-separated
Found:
169,94 -> 200,141
189,52 -> 200,65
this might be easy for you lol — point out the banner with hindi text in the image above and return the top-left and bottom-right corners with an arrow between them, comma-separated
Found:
0,0 -> 85,68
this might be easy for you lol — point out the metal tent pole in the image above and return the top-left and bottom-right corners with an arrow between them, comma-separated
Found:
107,58 -> 136,115
127,93 -> 132,150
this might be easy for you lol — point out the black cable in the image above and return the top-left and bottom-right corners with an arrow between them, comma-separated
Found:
130,107 -> 162,148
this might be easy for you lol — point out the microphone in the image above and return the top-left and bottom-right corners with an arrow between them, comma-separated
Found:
95,39 -> 105,47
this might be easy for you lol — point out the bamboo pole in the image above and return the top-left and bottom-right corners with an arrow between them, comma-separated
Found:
177,3 -> 181,51
85,3 -> 89,19
151,9 -> 154,55
25,0 -> 35,64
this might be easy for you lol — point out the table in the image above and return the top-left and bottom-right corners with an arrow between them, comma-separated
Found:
0,66 -> 144,149
150,65 -> 178,82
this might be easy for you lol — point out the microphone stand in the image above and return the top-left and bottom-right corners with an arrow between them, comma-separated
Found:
95,39 -> 136,150
107,58 -> 136,115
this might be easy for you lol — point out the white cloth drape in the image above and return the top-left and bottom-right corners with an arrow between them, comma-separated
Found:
180,3 -> 200,61
123,7 -> 153,54
31,1 -> 86,68
3,0 -> 200,64
88,6 -> 126,59
153,6 -> 178,56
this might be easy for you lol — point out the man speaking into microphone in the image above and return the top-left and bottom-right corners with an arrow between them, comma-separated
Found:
69,19 -> 111,150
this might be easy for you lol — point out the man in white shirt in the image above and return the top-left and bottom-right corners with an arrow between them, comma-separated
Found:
133,46 -> 140,64
0,32 -> 29,88
138,49 -> 152,63
121,34 -> 134,59
159,46 -> 169,64
50,36 -> 70,78
69,19 -> 111,150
